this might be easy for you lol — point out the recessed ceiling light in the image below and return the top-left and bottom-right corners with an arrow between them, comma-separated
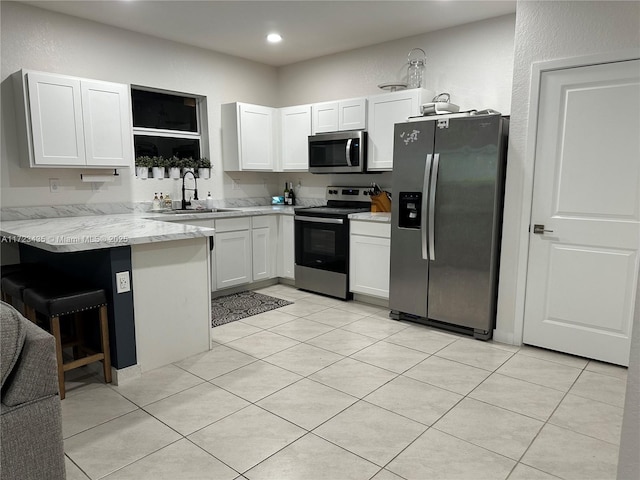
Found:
267,33 -> 283,44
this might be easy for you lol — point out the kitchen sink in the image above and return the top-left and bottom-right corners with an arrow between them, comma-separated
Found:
164,208 -> 238,214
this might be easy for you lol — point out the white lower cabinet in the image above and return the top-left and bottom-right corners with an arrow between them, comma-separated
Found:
214,217 -> 253,289
278,214 -> 295,279
252,215 -> 277,281
349,221 -> 391,299
170,214 -> 290,292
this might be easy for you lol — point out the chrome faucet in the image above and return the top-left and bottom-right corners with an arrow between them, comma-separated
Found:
181,170 -> 199,210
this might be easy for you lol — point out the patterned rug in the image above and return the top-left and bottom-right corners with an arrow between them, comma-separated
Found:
211,291 -> 293,327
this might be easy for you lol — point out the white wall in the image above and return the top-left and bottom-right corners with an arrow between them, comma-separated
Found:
496,0 -> 640,342
0,1 -> 279,208
278,14 -> 515,112
1,4 -> 516,208
277,13 -> 515,198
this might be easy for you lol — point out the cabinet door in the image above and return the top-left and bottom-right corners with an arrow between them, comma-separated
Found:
27,72 -> 86,166
280,105 -> 311,171
82,80 -> 133,167
215,230 -> 252,289
278,215 -> 295,279
252,227 -> 270,281
239,104 -> 274,170
349,234 -> 391,299
312,102 -> 339,134
367,90 -> 422,171
339,98 -> 367,131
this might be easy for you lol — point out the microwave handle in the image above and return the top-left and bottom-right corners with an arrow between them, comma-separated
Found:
345,139 -> 353,167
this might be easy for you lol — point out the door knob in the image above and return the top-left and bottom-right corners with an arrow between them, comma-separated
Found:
533,224 -> 554,234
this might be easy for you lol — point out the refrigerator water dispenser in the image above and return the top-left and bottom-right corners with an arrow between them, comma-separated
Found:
398,192 -> 422,229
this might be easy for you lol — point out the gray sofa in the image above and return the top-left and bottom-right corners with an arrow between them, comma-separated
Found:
1,301 -> 65,480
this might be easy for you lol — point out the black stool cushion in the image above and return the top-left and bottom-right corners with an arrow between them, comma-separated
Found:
23,283 -> 107,318
0,265 -> 53,300
1,264 -> 28,278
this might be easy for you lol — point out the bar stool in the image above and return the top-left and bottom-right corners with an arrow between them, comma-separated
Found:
1,264 -> 50,312
23,282 -> 112,399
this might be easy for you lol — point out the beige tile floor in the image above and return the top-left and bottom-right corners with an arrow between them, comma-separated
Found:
62,284 -> 628,480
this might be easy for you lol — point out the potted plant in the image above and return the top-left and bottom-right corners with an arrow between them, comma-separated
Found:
168,156 -> 181,179
151,156 -> 166,179
197,157 -> 211,179
181,157 -> 197,175
135,156 -> 153,179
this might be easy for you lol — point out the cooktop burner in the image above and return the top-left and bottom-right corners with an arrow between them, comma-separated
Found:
295,186 -> 372,218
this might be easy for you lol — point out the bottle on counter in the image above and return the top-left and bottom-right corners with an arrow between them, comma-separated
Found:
159,192 -> 164,205
288,182 -> 295,206
206,192 -> 214,210
284,182 -> 290,204
164,193 -> 172,210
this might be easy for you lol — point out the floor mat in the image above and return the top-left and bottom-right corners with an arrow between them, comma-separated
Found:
211,290 -> 293,327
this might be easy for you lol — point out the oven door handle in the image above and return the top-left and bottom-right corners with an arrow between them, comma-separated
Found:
345,139 -> 353,167
295,215 -> 344,225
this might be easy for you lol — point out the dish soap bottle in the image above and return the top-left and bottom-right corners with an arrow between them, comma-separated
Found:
152,193 -> 160,211
206,192 -> 214,210
164,193 -> 172,210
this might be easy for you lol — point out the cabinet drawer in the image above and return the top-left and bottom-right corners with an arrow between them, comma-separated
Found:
350,221 -> 390,238
252,215 -> 276,229
215,216 -> 251,232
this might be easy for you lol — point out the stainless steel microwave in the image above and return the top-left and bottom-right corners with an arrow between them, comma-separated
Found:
308,131 -> 367,174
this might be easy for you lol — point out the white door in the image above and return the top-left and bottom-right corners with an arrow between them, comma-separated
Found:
215,230 -> 252,289
523,59 -> 640,366
367,90 -> 422,171
312,101 -> 339,134
82,80 -> 133,167
27,72 -> 86,166
338,98 -> 367,131
252,227 -> 270,281
280,105 -> 311,171
239,104 -> 274,170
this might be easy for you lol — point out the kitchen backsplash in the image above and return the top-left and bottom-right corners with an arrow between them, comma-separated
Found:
0,197 -> 327,221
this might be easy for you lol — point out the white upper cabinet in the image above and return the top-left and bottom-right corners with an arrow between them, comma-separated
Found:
338,97 -> 367,131
311,101 -> 339,133
222,102 -> 276,171
81,80 -> 133,167
367,89 -> 434,171
312,97 -> 366,134
279,105 -> 311,171
15,70 -> 133,168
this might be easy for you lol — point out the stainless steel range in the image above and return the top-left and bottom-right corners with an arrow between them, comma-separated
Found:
294,186 -> 371,299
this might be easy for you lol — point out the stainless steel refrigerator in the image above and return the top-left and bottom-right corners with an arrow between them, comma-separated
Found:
389,113 -> 508,340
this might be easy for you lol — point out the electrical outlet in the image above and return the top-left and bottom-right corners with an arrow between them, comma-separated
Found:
49,178 -> 60,193
116,271 -> 131,294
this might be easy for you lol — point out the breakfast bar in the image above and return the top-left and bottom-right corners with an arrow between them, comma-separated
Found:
0,214 -> 215,380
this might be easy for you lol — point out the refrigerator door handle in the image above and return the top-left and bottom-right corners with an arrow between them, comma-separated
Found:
421,154 -> 433,260
428,153 -> 440,261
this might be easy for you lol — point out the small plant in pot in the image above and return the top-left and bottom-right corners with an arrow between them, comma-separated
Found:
168,156 -> 181,179
197,157 -> 211,179
151,156 -> 167,179
135,156 -> 153,179
181,157 -> 197,175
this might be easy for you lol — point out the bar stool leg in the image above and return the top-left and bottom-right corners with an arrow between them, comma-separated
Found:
99,305 -> 112,384
24,304 -> 38,324
73,312 -> 84,360
50,316 -> 66,400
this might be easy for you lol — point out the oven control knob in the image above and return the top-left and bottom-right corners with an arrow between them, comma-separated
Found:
364,191 -> 369,195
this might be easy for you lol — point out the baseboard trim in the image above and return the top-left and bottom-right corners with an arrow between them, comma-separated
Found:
493,329 -> 518,346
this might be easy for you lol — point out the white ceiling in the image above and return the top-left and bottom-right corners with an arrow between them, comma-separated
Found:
22,1 -> 516,67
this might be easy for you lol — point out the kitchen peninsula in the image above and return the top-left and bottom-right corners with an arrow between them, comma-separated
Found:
1,213 -> 215,380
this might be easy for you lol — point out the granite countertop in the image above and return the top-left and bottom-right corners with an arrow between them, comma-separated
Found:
348,212 -> 392,223
149,205 -> 296,221
0,205 -> 297,253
